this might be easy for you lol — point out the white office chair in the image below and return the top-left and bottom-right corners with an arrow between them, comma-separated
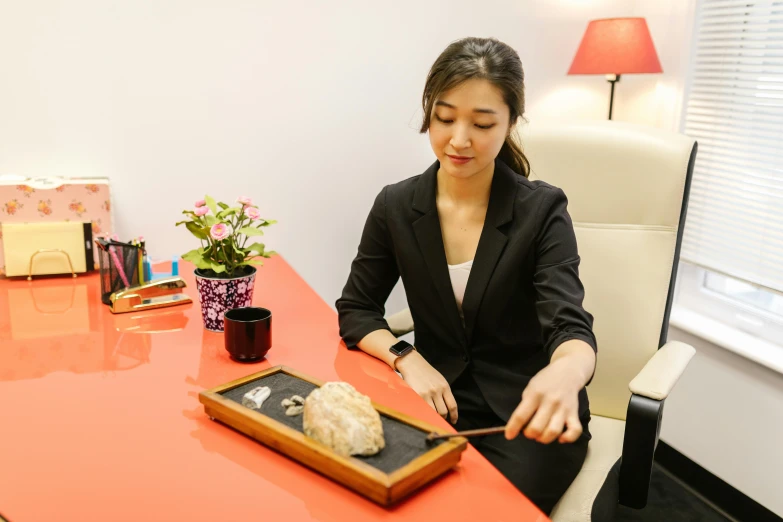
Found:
386,120 -> 697,521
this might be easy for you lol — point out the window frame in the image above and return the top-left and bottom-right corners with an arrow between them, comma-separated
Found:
675,263 -> 783,347
673,0 -> 783,350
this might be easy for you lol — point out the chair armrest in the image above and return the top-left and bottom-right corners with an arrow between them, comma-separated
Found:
619,394 -> 662,509
385,308 -> 414,337
619,341 -> 695,509
629,341 -> 695,400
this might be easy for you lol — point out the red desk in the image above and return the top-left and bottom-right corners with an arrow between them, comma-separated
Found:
0,256 -> 547,522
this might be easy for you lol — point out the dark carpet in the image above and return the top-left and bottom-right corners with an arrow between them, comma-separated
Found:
615,464 -> 733,522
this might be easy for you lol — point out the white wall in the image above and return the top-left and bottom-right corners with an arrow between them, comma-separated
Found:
663,327 -> 783,516
526,0 -> 694,132
0,0 -> 676,315
3,0 -> 782,516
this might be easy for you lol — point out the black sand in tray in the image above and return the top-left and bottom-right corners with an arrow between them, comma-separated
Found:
220,372 -> 445,474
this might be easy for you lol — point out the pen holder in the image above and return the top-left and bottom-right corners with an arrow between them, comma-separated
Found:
96,238 -> 143,305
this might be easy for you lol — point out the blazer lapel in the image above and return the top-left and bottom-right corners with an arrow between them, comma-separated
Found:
461,159 -> 518,344
412,162 -> 467,342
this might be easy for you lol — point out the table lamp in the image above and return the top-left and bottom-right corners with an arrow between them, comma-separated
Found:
568,17 -> 662,120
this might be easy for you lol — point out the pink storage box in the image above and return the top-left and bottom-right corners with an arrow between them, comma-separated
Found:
0,176 -> 113,274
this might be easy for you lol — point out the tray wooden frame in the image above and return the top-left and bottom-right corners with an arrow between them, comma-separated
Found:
199,365 -> 467,506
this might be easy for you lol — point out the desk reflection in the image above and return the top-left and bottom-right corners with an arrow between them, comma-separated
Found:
0,277 -> 190,381
185,329 -> 269,391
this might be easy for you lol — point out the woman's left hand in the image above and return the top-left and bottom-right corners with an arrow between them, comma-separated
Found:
504,340 -> 595,444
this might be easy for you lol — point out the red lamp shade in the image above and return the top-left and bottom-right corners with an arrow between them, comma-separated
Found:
568,18 -> 662,75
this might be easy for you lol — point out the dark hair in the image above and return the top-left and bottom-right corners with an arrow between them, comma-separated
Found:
420,37 -> 530,178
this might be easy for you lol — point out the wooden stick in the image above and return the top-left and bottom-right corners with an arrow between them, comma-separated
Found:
426,426 -> 506,442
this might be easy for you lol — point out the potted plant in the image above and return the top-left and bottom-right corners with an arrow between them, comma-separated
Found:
177,195 -> 276,331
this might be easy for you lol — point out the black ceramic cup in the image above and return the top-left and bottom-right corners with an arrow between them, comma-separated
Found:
223,307 -> 272,363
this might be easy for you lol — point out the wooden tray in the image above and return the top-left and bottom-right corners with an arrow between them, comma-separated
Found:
199,365 -> 468,505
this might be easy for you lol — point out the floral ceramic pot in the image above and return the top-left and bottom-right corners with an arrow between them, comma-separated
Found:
194,266 -> 257,332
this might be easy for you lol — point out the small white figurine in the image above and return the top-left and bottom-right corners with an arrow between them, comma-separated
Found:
242,386 -> 271,410
285,405 -> 304,416
281,394 -> 306,416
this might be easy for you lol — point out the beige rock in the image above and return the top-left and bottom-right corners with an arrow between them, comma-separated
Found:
303,382 -> 385,457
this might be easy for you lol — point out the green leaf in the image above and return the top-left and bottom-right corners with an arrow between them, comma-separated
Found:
204,195 -> 217,215
197,256 -> 213,270
204,215 -> 218,226
260,219 -> 277,226
238,227 -> 264,237
182,210 -> 196,216
210,262 -> 226,274
217,207 -> 240,219
243,260 -> 265,267
185,222 -> 209,240
182,249 -> 211,269
217,202 -> 229,210
181,249 -> 202,262
264,250 -> 277,257
175,220 -> 190,227
245,242 -> 266,255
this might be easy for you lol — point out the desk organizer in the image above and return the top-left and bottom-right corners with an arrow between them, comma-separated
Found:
95,238 -> 142,305
199,365 -> 468,505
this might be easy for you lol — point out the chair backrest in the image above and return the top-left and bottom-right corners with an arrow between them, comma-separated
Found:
521,120 -> 696,420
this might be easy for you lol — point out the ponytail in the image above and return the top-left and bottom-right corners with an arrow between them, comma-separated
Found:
498,128 -> 530,178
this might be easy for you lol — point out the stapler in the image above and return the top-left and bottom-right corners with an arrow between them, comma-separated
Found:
110,277 -> 193,314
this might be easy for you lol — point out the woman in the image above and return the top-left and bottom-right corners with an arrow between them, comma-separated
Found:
336,37 -> 597,514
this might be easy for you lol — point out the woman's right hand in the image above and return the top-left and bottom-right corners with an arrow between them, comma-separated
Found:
396,350 -> 458,424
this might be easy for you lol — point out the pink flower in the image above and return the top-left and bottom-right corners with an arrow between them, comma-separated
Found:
210,223 -> 231,241
194,206 -> 209,216
245,207 -> 261,220
195,199 -> 206,207
237,196 -> 253,207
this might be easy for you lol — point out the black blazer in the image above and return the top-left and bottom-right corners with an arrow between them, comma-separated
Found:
336,158 -> 597,421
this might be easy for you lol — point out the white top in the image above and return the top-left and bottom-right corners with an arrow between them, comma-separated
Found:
447,259 -> 474,321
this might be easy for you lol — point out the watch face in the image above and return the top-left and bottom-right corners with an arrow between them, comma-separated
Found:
391,340 -> 411,355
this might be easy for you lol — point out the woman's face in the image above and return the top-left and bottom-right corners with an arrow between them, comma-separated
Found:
428,78 -> 511,180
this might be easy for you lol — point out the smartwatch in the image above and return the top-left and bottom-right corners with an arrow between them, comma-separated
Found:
389,339 -> 415,358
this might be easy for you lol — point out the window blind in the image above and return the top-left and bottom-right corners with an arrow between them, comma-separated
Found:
681,0 -> 783,293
